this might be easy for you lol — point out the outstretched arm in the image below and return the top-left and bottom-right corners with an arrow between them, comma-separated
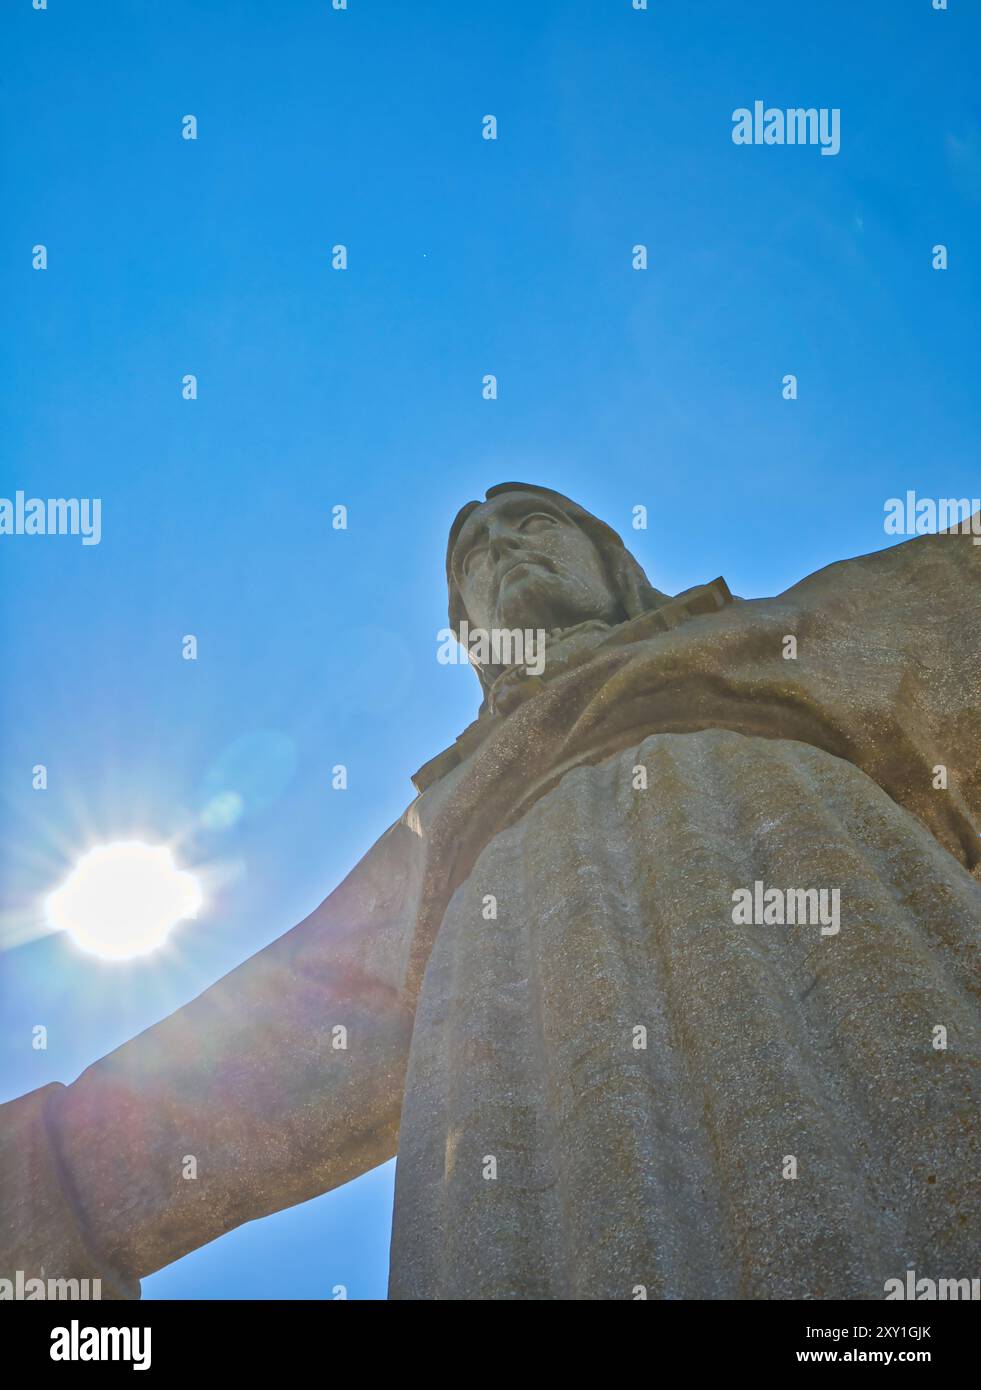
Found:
0,816 -> 423,1298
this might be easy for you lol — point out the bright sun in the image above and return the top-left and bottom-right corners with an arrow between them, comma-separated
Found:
45,841 -> 203,961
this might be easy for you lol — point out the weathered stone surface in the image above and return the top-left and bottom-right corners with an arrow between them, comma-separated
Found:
393,730 -> 980,1298
2,484 -> 979,1299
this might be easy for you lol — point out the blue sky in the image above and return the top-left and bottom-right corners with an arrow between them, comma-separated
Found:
1,0 -> 979,1298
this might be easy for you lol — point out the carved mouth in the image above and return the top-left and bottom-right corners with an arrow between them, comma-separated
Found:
497,555 -> 554,587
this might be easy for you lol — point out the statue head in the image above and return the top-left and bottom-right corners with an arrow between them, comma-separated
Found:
446,483 -> 668,698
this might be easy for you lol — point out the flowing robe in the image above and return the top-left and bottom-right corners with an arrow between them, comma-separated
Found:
2,525 -> 979,1299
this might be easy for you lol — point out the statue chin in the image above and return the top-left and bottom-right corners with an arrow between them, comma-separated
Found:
496,573 -> 611,635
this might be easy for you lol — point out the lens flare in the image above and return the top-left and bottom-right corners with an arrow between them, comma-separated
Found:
45,841 -> 202,960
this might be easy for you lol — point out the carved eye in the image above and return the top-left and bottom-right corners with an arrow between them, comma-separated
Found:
463,545 -> 488,578
518,513 -> 557,534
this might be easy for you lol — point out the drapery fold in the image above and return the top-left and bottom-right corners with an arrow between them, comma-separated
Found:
392,731 -> 980,1299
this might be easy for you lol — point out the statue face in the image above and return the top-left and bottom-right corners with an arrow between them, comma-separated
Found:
452,492 -> 622,635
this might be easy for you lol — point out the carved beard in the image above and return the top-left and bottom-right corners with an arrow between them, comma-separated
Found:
494,565 -> 621,634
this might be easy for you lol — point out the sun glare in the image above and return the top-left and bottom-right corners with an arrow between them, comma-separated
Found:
45,841 -> 203,961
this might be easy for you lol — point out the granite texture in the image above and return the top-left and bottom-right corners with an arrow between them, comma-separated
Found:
392,730 -> 980,1298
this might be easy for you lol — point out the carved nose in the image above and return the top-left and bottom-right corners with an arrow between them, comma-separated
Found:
488,529 -> 523,563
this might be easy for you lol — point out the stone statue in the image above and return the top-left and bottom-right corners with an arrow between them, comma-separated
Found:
3,483 -> 980,1300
